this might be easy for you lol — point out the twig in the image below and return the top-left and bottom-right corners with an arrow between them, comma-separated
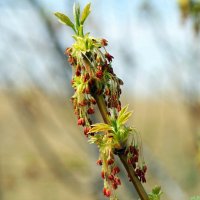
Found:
94,94 -> 149,200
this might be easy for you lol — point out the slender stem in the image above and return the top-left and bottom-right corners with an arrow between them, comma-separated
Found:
94,95 -> 110,124
94,94 -> 149,200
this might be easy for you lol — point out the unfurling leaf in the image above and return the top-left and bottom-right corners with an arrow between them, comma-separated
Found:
54,12 -> 75,32
148,185 -> 163,200
117,105 -> 133,125
73,3 -> 81,29
152,186 -> 162,195
81,3 -> 91,24
88,123 -> 112,133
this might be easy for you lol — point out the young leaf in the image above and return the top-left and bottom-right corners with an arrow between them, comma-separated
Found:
117,105 -> 133,125
118,105 -> 129,120
80,3 -> 91,24
88,123 -> 112,133
152,186 -> 162,195
148,186 -> 163,200
73,3 -> 81,30
54,12 -> 75,32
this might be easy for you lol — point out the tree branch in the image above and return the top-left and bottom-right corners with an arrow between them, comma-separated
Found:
94,94 -> 149,200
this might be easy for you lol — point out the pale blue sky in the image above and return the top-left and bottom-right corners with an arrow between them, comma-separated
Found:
0,0 -> 199,97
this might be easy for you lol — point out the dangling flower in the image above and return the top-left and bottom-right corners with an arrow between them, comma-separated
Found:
101,38 -> 108,46
105,53 -> 114,62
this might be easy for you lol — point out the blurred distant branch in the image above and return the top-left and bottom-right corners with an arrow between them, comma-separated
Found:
29,0 -> 71,83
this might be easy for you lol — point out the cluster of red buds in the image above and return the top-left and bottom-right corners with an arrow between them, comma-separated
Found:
65,34 -> 125,198
65,37 -> 123,138
126,145 -> 147,183
97,151 -> 121,198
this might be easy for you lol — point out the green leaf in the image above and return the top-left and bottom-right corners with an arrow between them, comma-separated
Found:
117,105 -> 133,125
148,186 -> 163,200
118,105 -> 129,120
80,3 -> 91,24
73,3 -> 81,30
54,12 -> 75,31
88,123 -> 112,133
152,186 -> 162,195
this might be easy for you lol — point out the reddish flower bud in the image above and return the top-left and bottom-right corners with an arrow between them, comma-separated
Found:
90,97 -> 96,105
96,70 -> 103,79
96,159 -> 102,165
64,47 -> 71,55
87,107 -> 95,114
101,171 -> 105,179
141,175 -> 146,183
79,100 -> 87,106
76,70 -> 81,76
84,127 -> 90,136
112,166 -> 120,175
129,146 -> 139,156
127,158 -> 133,164
107,159 -> 114,165
68,56 -> 74,64
77,118 -> 85,126
133,155 -> 138,163
108,174 -> 114,180
105,53 -> 114,62
117,104 -> 121,112
136,168 -> 142,177
83,73 -> 90,82
112,182 -> 118,190
107,66 -> 114,74
103,61 -> 109,68
114,178 -> 121,185
129,145 -> 134,153
103,188 -> 107,196
101,38 -> 108,46
105,189 -> 111,197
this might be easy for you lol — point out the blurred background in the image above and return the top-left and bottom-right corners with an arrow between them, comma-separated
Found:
0,0 -> 200,199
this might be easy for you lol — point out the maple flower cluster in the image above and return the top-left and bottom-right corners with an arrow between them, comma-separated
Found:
54,3 -> 147,200
126,145 -> 147,183
65,35 -> 122,137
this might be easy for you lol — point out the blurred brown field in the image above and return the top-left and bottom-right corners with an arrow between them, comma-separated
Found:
0,89 -> 199,200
